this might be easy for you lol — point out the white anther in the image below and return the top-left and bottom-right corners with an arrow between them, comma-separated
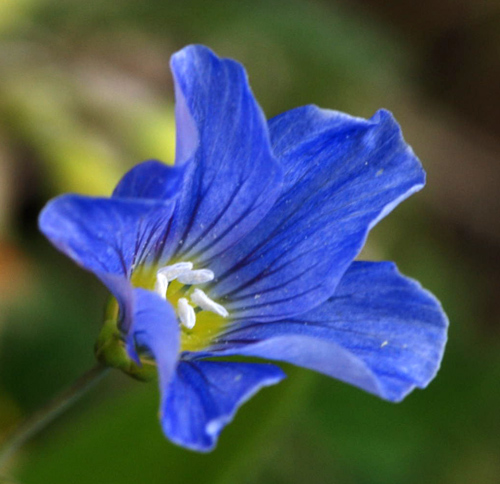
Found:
157,262 -> 193,281
177,269 -> 214,285
178,298 -> 196,330
154,273 -> 169,298
190,289 -> 228,318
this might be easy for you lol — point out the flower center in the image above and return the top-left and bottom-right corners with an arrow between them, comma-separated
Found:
153,262 -> 228,331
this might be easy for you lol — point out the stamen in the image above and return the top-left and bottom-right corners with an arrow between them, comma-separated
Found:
154,273 -> 169,298
157,262 -> 193,281
190,288 -> 228,318
153,261 -> 223,329
177,269 -> 214,285
178,298 -> 196,329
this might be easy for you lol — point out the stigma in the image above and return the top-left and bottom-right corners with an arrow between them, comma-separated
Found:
153,262 -> 228,329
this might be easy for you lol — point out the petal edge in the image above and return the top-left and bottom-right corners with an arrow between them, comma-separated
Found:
208,261 -> 448,402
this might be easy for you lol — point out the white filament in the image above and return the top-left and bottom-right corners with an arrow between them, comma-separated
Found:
178,298 -> 196,330
191,289 -> 228,318
176,269 -> 214,285
154,273 -> 169,299
157,262 -> 193,281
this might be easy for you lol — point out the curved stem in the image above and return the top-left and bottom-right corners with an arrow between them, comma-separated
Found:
0,364 -> 111,469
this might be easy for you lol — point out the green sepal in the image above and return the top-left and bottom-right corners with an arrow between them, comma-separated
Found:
94,298 -> 157,382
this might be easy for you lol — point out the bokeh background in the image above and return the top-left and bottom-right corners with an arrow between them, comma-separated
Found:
1,1 -> 499,483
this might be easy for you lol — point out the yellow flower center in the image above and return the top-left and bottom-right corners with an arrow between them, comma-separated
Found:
131,262 -> 230,353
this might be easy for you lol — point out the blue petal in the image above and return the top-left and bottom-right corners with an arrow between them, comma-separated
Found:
161,360 -> 285,452
129,288 -> 180,389
209,107 -> 425,321
39,194 -> 176,331
39,194 -> 176,276
208,261 -> 448,402
163,45 -> 283,263
112,160 -> 185,200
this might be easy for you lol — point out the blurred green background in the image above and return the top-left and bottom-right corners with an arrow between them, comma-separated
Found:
1,0 -> 499,483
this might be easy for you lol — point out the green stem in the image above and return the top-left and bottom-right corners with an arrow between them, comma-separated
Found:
0,364 -> 111,469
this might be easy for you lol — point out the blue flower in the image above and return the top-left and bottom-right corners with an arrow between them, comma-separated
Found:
39,45 -> 448,452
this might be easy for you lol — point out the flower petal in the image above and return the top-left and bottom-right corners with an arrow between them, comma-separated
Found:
129,288 -> 180,388
39,194 -> 176,333
39,194 -> 176,277
209,107 -> 425,321
208,261 -> 448,402
163,45 -> 283,263
161,360 -> 285,452
112,159 -> 185,200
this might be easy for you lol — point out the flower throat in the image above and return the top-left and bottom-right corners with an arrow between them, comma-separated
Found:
152,262 -> 228,329
131,261 -> 230,353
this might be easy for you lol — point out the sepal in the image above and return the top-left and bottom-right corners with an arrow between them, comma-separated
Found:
94,299 -> 156,382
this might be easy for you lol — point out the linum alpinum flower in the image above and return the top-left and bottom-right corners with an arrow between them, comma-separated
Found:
37,45 -> 447,452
